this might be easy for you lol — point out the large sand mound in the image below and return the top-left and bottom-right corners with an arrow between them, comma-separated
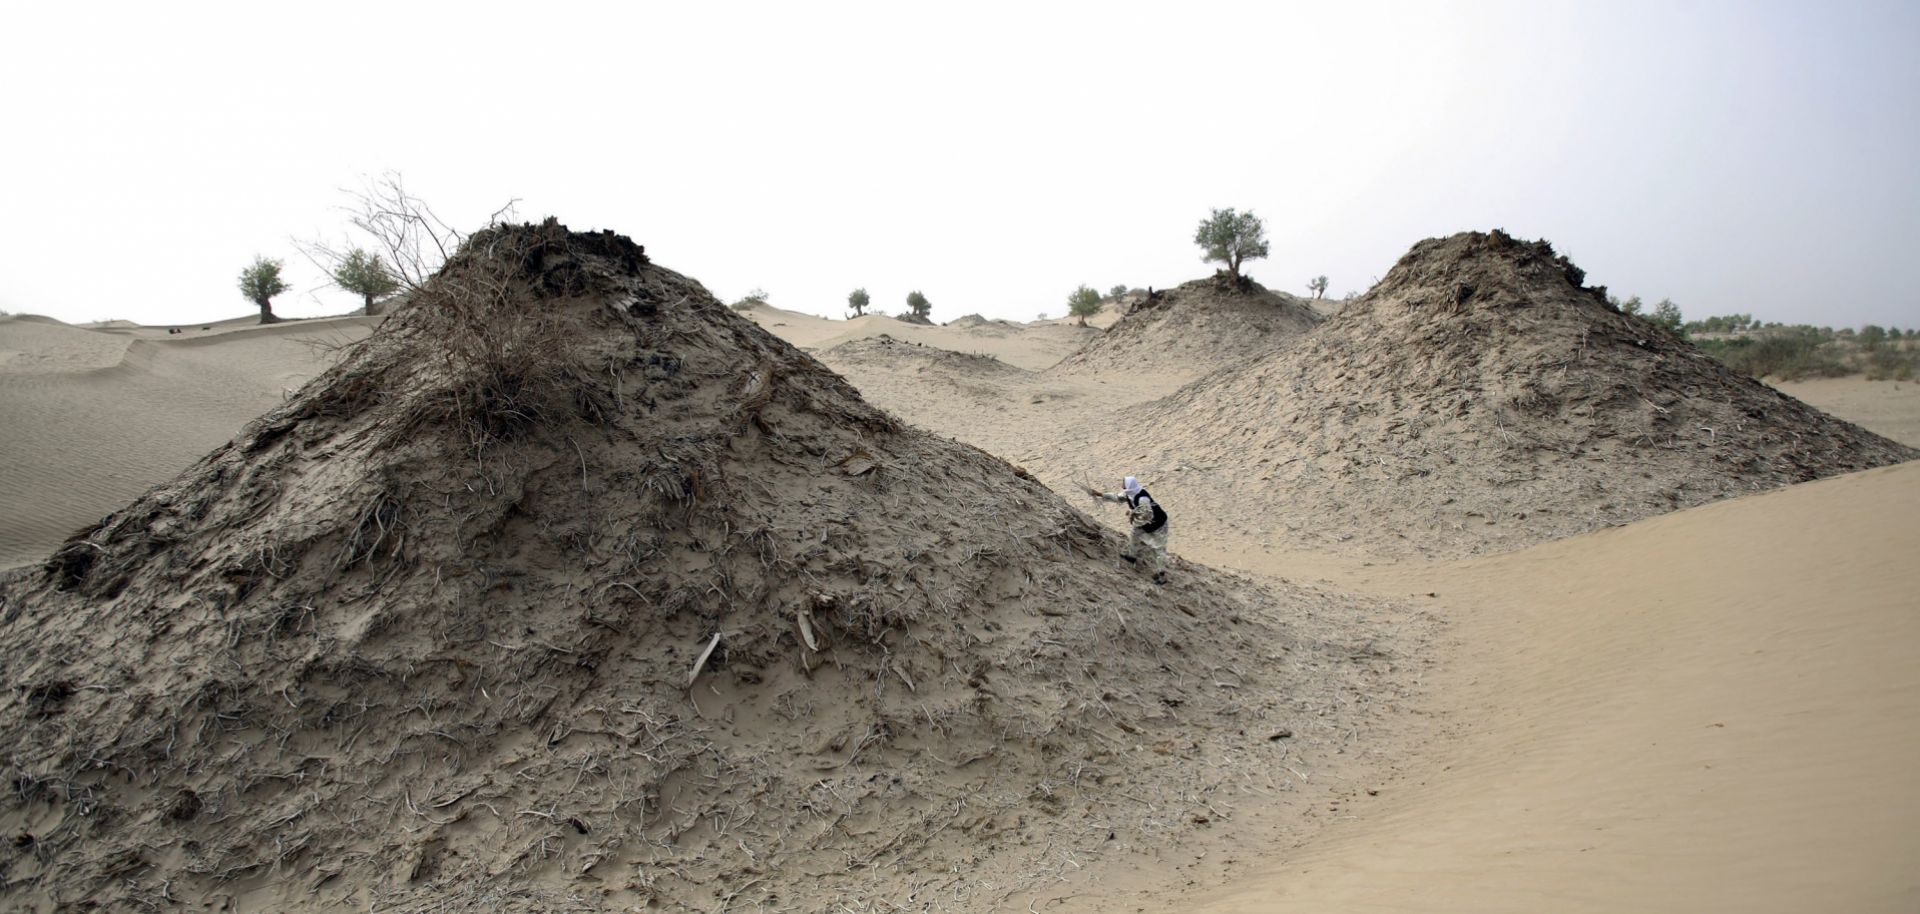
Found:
1053,275 -> 1321,379
0,221 -> 1421,912
1108,231 -> 1916,557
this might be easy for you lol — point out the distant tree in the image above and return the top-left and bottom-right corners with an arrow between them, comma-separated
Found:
1307,275 -> 1329,299
1067,284 -> 1102,327
332,248 -> 401,315
1618,295 -> 1644,316
848,287 -> 871,317
905,290 -> 931,321
1109,284 -> 1128,298
1193,208 -> 1269,279
1860,325 -> 1888,348
237,256 -> 290,324
1649,298 -> 1683,333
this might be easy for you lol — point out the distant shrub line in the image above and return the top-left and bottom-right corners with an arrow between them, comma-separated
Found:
1689,326 -> 1917,382
1600,296 -> 1915,382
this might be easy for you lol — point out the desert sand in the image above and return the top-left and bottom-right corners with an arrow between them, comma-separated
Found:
0,227 -> 1914,912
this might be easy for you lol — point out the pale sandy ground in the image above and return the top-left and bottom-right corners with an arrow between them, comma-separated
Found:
1,307 -> 1915,911
1178,462 -> 1920,914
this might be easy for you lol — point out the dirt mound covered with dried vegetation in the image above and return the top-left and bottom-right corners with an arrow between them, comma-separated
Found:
1114,230 -> 1917,557
1053,274 -> 1321,377
0,221 -> 1417,912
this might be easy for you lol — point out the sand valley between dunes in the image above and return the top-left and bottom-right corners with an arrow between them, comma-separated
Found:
0,231 -> 1914,913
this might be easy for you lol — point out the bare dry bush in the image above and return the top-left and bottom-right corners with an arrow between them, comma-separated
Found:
295,173 -> 518,311
345,218 -> 623,455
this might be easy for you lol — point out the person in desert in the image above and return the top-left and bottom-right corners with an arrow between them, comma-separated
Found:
1088,475 -> 1171,584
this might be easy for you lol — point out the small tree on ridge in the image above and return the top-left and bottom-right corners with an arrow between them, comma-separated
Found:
333,248 -> 401,315
1307,275 -> 1328,299
848,287 -> 871,317
1650,298 -> 1683,333
238,256 -> 289,324
905,290 -> 931,321
1068,285 -> 1102,327
1193,208 -> 1269,279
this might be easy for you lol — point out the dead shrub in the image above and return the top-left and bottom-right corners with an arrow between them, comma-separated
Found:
374,219 -> 633,452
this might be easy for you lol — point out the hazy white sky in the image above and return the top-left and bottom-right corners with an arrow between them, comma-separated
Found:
3,1 -> 1916,329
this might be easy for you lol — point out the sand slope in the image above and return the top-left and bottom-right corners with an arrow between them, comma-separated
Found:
1189,461 -> 1920,914
0,316 -> 373,570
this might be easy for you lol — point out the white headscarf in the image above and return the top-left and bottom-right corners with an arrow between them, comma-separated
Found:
1123,476 -> 1141,499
